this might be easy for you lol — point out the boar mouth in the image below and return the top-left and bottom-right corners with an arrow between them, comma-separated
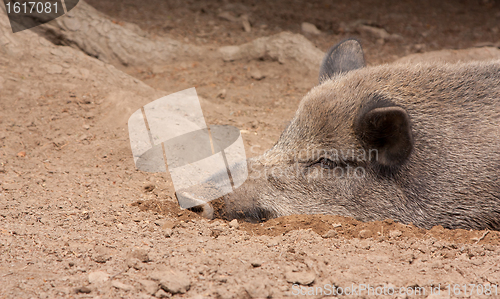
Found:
220,196 -> 276,223
229,207 -> 275,223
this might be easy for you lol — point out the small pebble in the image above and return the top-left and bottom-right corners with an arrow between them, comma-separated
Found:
359,229 -> 372,239
111,280 -> 133,291
88,271 -> 109,284
229,219 -> 239,229
130,248 -> 150,263
164,228 -> 173,238
389,230 -> 403,238
126,257 -> 143,270
285,271 -> 316,285
155,288 -> 170,298
250,69 -> 265,80
216,89 -> 227,99
322,230 -> 338,239
301,22 -> 322,35
75,286 -> 91,294
139,279 -> 159,295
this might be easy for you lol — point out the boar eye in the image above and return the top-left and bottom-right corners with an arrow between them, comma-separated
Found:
314,157 -> 348,169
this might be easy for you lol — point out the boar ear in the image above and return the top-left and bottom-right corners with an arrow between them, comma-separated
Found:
319,39 -> 365,84
355,106 -> 413,167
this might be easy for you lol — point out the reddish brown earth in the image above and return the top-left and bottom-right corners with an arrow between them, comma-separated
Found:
1,0 -> 500,298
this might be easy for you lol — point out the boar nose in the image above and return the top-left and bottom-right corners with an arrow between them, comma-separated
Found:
175,191 -> 215,219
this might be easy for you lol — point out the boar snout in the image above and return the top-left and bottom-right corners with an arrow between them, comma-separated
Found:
176,190 -> 215,219
173,159 -> 271,222
176,184 -> 275,223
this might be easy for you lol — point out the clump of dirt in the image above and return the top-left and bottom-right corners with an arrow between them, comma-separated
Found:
239,215 -> 500,245
137,198 -> 500,245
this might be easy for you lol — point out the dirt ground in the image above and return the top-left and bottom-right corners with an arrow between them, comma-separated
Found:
1,0 -> 500,298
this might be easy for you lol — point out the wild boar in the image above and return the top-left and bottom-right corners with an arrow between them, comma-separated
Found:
180,39 -> 500,230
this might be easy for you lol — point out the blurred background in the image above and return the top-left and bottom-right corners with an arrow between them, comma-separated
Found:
87,0 -> 500,64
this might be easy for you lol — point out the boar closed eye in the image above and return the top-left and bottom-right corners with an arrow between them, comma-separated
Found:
313,157 -> 349,169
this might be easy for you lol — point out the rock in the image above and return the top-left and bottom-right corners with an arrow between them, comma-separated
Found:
359,229 -> 373,239
150,271 -> 191,294
93,245 -> 113,262
129,248 -> 150,262
111,280 -> 133,291
301,22 -> 321,35
218,32 -> 324,72
160,274 -> 191,294
139,279 -> 159,295
228,219 -> 239,229
75,286 -> 91,294
216,89 -> 227,99
322,230 -> 338,239
143,184 -> 155,192
92,246 -> 112,263
154,288 -> 170,298
285,271 -> 316,285
163,228 -> 173,238
215,89 -> 227,99
389,230 -> 403,238
249,69 -> 265,80
251,260 -> 262,267
220,46 -> 241,62
88,271 -> 110,284
126,257 -> 143,270
244,280 -> 273,298
92,254 -> 111,263
357,25 -> 402,41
